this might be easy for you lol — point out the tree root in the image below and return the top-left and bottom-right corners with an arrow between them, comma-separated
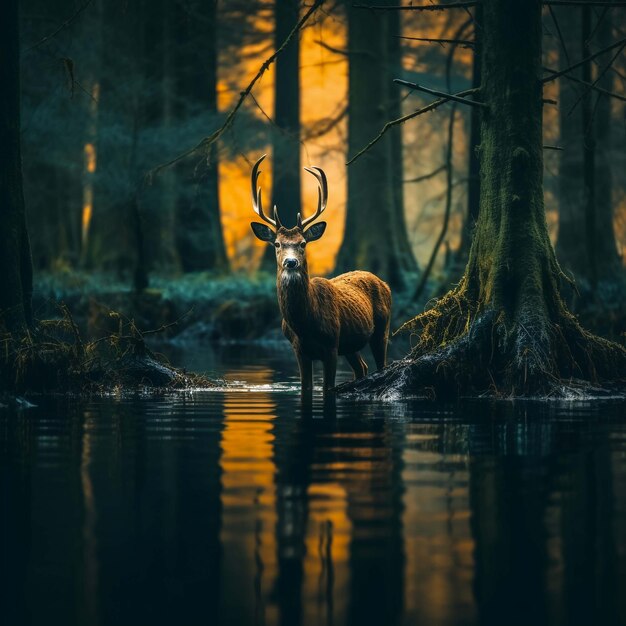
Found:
338,289 -> 626,400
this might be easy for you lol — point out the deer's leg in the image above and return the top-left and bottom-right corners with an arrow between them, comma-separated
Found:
322,350 -> 338,398
296,350 -> 313,400
370,316 -> 390,370
345,352 -> 368,380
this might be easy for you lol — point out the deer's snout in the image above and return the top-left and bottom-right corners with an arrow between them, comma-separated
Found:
283,257 -> 299,269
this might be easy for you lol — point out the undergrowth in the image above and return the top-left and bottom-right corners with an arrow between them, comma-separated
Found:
0,304 -> 215,395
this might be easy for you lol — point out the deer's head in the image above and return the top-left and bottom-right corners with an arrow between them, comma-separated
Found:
250,154 -> 327,275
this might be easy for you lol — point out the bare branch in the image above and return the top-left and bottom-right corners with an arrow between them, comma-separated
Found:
404,165 -> 446,184
353,2 -> 478,10
543,145 -> 564,150
24,0 -> 94,53
394,79 -> 488,108
396,35 -> 475,48
305,104 -> 349,139
347,88 -> 478,165
147,0 -> 325,181
543,1 -> 626,6
314,39 -> 350,55
541,35 -> 626,82
566,41 -> 626,114
543,65 -> 626,101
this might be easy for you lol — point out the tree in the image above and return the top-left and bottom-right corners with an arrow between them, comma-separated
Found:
175,0 -> 228,273
341,0 -> 626,398
554,6 -> 587,278
260,0 -> 303,271
336,0 -> 418,291
555,4 -> 623,286
593,10 -> 622,280
387,9 -> 419,277
457,4 -> 482,262
87,0 -> 135,271
0,0 -> 34,333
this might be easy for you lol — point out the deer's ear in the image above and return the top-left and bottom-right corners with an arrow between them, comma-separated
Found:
304,222 -> 326,242
251,222 -> 276,243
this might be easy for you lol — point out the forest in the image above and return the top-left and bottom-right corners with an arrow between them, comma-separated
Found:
3,3 -> 626,626
2,0 -> 626,398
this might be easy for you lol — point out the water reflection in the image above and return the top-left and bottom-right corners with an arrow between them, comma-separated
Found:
1,349 -> 626,626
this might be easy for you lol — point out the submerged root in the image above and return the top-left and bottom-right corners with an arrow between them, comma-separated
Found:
339,290 -> 626,400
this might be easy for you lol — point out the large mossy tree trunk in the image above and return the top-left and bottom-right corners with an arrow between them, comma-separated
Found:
0,0 -> 34,333
260,0 -> 302,271
339,0 -> 626,398
335,0 -> 416,291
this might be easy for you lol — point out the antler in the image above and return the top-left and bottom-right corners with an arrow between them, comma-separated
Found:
298,166 -> 328,229
251,154 -> 282,229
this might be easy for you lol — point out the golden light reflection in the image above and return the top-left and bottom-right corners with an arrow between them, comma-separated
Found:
219,366 -> 279,623
401,440 -> 476,624
302,483 -> 352,625
80,412 -> 99,626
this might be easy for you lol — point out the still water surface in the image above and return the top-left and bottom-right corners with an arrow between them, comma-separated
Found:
2,345 -> 626,626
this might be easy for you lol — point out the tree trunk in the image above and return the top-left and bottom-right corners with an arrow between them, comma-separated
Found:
556,4 -> 623,285
387,9 -> 419,276
458,3 -> 482,261
0,0 -> 34,333
260,0 -> 303,271
338,0 -> 626,399
88,0 -> 134,272
593,8 -> 622,279
79,0 -> 103,267
336,0 -> 414,290
175,0 -> 228,273
555,7 -> 588,277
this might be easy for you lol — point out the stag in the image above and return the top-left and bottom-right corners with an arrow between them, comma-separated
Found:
250,155 -> 392,400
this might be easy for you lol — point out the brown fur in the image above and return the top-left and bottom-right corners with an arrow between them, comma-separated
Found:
272,227 -> 392,398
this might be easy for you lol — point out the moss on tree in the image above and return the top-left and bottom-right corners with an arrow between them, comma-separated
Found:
338,0 -> 626,399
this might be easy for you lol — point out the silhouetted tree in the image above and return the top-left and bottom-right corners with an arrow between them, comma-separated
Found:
0,0 -> 34,332
337,0 -> 417,290
261,0 -> 303,271
175,0 -> 228,272
556,5 -> 622,286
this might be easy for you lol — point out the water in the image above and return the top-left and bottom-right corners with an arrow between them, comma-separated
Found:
2,344 -> 626,626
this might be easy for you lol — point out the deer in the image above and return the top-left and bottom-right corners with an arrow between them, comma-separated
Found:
249,154 -> 392,401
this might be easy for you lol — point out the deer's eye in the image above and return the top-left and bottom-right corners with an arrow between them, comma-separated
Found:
274,242 -> 281,249
300,241 -> 306,249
